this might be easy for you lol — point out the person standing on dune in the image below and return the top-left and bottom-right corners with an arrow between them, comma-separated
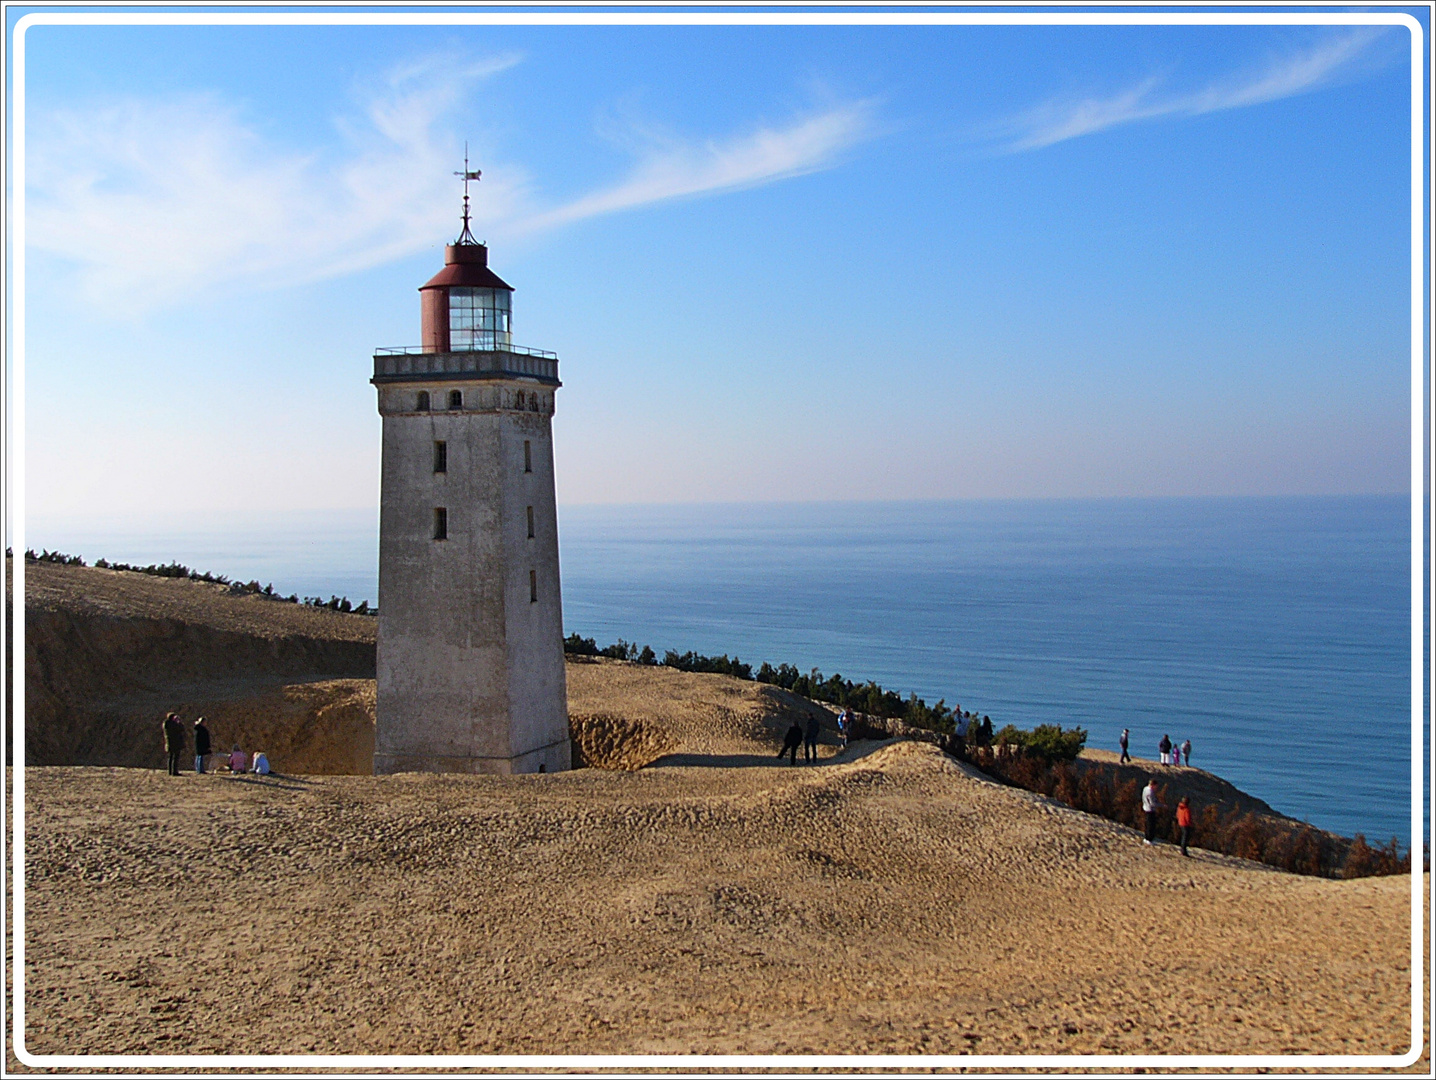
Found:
1119,728 -> 1131,764
779,721 -> 804,765
804,714 -> 821,763
1142,779 -> 1162,844
1176,796 -> 1193,856
193,716 -> 211,774
163,713 -> 185,777
1182,738 -> 1192,767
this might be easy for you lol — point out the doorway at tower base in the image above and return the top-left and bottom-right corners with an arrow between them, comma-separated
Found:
373,738 -> 572,775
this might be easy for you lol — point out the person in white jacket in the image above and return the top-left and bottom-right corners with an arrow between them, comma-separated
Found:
1142,779 -> 1162,844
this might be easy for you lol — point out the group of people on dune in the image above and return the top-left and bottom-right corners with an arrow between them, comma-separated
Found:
161,713 -> 269,778
1120,727 -> 1191,768
776,707 -> 855,764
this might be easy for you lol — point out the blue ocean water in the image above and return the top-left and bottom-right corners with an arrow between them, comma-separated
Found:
25,496 -> 1422,848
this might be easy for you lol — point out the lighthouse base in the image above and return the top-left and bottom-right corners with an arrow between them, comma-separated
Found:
374,738 -> 571,776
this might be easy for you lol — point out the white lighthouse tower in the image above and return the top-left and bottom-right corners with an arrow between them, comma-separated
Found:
370,164 -> 570,774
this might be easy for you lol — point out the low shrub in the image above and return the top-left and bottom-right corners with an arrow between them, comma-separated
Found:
992,722 -> 1088,762
563,633 -> 600,656
25,549 -> 85,566
1342,834 -> 1411,878
663,650 -> 752,680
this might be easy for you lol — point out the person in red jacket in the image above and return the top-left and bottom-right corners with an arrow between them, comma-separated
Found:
1176,796 -> 1193,857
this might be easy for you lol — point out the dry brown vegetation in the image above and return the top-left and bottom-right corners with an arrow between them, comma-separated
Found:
7,559 -> 1428,1067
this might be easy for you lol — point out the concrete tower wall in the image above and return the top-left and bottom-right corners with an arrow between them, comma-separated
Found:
373,380 -> 569,774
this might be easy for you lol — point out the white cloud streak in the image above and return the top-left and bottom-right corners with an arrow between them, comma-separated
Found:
515,102 -> 874,233
25,56 -> 873,316
1004,30 -> 1383,152
26,53 -> 525,315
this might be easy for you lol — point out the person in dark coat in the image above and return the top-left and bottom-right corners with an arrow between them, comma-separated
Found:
778,721 -> 804,765
1159,733 -> 1173,765
804,713 -> 821,763
1119,728 -> 1131,764
162,713 -> 185,776
193,716 -> 212,774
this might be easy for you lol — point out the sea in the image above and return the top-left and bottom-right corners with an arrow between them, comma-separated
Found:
21,495 -> 1424,850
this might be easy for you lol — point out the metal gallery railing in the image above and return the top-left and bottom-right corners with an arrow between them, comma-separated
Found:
372,345 -> 559,382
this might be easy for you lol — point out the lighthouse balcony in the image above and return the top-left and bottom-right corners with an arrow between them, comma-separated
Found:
373,344 -> 559,385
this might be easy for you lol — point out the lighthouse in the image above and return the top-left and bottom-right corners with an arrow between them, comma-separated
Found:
370,164 -> 570,774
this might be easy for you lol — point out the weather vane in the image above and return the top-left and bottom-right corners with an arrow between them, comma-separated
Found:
454,143 -> 482,245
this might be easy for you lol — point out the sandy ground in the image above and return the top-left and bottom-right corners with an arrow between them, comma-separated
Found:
13,743 -> 1424,1067
8,560 -> 1428,1069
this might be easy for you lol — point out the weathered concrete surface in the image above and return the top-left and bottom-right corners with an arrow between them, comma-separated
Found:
374,380 -> 568,775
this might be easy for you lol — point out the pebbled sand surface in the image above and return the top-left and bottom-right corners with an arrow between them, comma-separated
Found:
15,743 -> 1422,1065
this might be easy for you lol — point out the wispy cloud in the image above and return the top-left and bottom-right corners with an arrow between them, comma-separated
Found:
1003,30 -> 1384,152
516,102 -> 875,233
27,53 -> 525,314
25,56 -> 873,316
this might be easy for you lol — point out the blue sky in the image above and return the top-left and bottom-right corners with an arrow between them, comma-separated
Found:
11,12 -> 1421,523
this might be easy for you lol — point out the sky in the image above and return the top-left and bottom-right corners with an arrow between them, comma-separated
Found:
10,11 -> 1422,526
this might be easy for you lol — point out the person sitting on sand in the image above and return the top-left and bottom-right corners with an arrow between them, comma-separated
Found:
251,751 -> 270,776
228,746 -> 247,774
779,721 -> 804,765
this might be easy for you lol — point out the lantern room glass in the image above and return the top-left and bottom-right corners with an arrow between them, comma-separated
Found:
449,287 -> 512,350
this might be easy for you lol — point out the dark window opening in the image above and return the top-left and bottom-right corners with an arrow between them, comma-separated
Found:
529,569 -> 537,603
448,389 -> 463,410
433,441 -> 447,473
528,393 -> 539,412
523,440 -> 532,473
416,391 -> 430,411
433,507 -> 448,541
526,506 -> 534,538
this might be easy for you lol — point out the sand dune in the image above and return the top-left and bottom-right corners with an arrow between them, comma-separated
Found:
8,559 -> 1427,1065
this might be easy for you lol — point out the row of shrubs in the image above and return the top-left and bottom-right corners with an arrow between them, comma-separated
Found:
563,634 -> 987,735
966,745 -> 1410,879
17,548 -> 376,616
